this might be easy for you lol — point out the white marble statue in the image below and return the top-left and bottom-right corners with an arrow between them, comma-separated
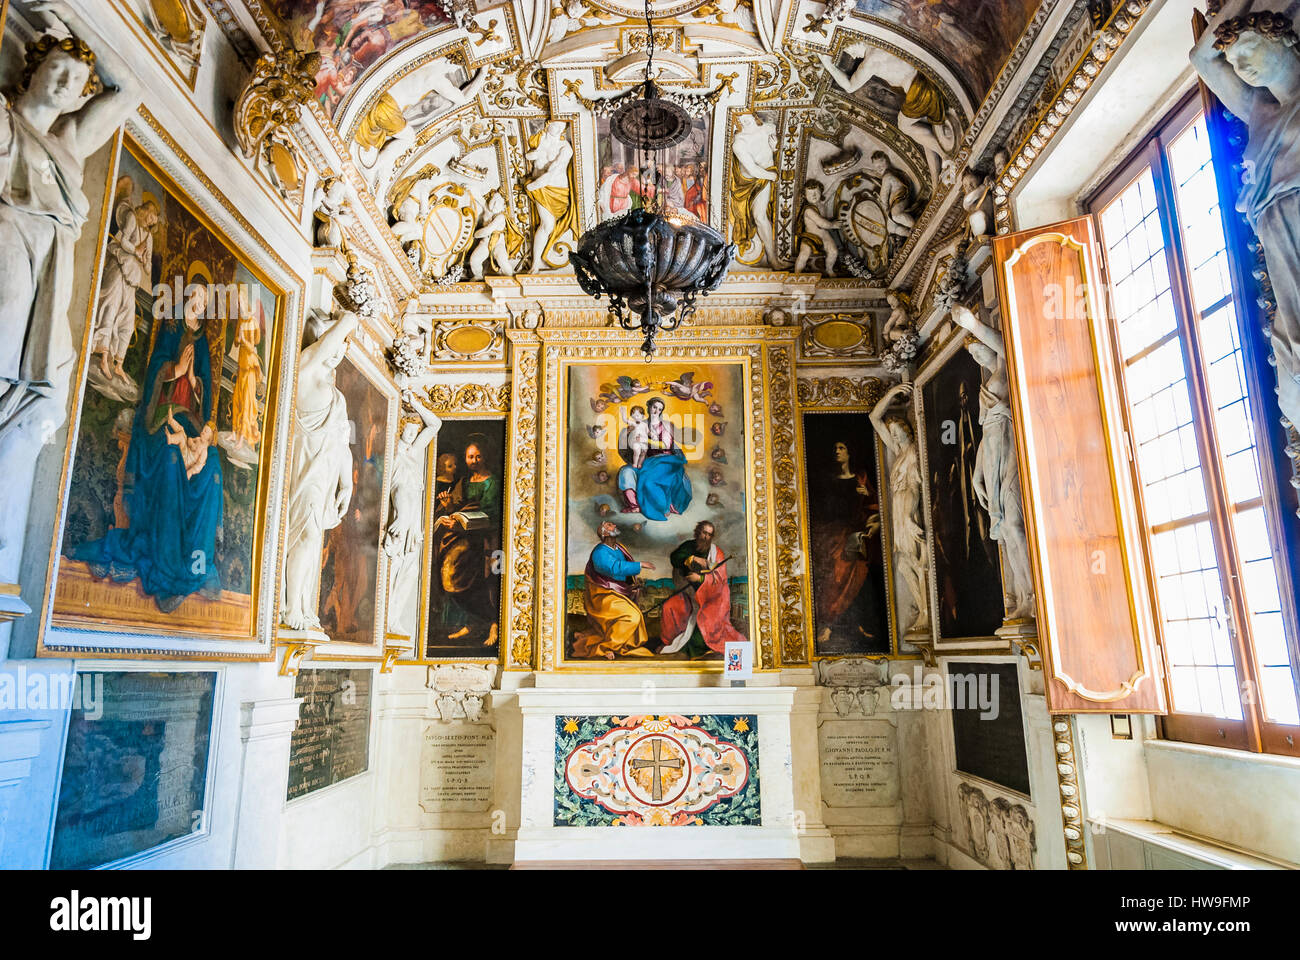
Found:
951,305 -> 1035,623
793,179 -> 841,275
1191,2 -> 1300,439
881,290 -> 920,370
961,166 -> 994,243
0,1 -> 142,443
525,120 -> 575,273
870,383 -> 931,637
819,41 -> 961,184
384,394 -> 440,641
280,309 -> 360,634
730,113 -> 780,267
312,177 -> 354,249
468,190 -> 515,278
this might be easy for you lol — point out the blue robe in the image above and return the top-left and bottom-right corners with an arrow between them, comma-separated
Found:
72,316 -> 224,606
634,449 -> 692,522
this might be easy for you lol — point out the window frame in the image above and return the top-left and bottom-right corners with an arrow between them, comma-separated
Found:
1086,91 -> 1300,757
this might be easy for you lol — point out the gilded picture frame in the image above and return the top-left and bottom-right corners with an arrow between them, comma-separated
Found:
505,325 -> 804,673
37,112 -> 304,661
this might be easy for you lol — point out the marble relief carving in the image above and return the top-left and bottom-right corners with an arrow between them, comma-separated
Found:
957,780 -> 1036,870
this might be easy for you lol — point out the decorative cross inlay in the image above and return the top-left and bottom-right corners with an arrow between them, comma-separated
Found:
629,738 -> 684,802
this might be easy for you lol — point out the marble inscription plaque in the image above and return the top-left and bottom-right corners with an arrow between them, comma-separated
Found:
818,719 -> 899,807
419,724 -> 496,812
287,669 -> 372,800
948,661 -> 1030,796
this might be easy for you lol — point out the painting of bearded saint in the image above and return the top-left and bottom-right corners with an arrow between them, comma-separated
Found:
803,413 -> 891,656
563,361 -> 751,664
426,421 -> 504,658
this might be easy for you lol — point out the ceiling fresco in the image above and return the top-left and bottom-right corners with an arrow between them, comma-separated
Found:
252,0 -> 1051,292
850,0 -> 1043,101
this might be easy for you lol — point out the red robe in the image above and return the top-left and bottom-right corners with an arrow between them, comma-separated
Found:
661,544 -> 745,655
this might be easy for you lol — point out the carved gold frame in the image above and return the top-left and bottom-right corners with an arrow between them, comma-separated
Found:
399,380 -> 511,667
37,119 -> 303,662
501,325 -> 804,672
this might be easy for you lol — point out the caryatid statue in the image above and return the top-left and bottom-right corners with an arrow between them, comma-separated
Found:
280,310 -> 359,635
525,120 -> 577,273
951,305 -> 1036,625
384,394 -> 440,641
869,382 -> 931,638
1,1 -> 142,441
1191,3 -> 1300,444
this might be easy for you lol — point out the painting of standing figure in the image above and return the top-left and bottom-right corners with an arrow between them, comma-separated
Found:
425,420 -> 505,658
921,343 -> 1006,641
563,361 -> 751,664
802,412 -> 892,656
318,355 -> 391,647
53,138 -> 284,641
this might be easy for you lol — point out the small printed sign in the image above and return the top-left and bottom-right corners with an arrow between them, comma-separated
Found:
724,642 -> 753,680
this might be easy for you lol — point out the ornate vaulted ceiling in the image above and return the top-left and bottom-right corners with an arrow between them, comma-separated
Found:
261,0 -> 1047,291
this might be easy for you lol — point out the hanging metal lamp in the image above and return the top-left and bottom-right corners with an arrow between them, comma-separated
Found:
567,0 -> 735,356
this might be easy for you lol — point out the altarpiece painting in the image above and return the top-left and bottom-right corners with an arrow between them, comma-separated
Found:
561,359 -> 751,663
514,329 -> 804,673
46,133 -> 290,655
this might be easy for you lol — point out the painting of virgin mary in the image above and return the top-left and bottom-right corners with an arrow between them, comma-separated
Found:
616,396 -> 692,522
52,137 -> 285,646
70,272 -> 224,613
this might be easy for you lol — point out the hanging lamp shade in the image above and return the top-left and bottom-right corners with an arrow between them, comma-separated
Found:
566,0 -> 734,355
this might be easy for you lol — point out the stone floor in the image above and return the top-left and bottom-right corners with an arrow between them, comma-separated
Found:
387,858 -> 946,870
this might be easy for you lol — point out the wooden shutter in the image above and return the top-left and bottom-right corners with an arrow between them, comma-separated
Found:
993,217 -> 1166,714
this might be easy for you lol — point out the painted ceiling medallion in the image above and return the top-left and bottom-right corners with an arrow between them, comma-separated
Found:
586,0 -> 714,18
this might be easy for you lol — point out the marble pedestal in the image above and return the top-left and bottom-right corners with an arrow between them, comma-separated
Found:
509,682 -> 833,864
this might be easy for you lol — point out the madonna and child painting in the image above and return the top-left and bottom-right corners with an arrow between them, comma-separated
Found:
51,139 -> 284,642
563,362 -> 751,663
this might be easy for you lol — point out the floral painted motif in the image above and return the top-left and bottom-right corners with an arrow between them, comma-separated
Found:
554,715 -> 760,826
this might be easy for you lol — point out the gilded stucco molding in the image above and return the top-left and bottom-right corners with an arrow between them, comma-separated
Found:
767,343 -> 808,666
504,343 -> 541,670
795,375 -> 886,409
